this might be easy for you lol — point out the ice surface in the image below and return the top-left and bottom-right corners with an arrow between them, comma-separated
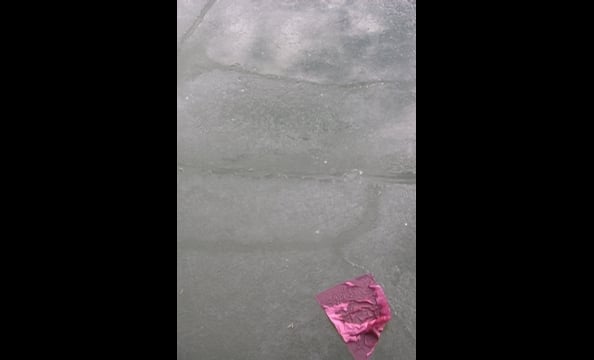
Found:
177,1 -> 415,359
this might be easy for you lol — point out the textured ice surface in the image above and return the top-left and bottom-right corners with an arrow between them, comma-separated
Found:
177,1 -> 415,359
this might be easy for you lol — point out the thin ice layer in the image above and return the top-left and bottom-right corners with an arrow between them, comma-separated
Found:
316,274 -> 392,360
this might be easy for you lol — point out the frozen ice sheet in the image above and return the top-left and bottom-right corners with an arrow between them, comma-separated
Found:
178,1 -> 415,359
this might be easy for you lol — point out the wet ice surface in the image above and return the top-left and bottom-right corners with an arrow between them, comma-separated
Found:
177,1 -> 415,359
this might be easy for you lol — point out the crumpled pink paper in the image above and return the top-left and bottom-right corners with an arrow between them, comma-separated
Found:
316,274 -> 392,360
